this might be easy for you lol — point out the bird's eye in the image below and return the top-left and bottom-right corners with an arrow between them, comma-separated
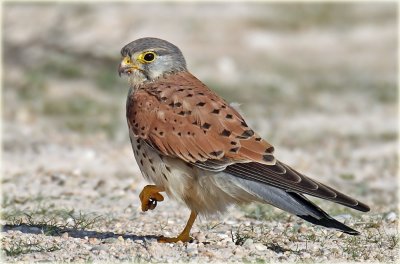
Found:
141,51 -> 156,63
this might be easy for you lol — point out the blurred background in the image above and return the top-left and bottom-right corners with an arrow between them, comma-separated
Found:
2,0 -> 398,231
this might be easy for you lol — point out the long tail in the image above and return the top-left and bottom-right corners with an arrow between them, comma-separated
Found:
288,192 -> 359,235
231,176 -> 360,235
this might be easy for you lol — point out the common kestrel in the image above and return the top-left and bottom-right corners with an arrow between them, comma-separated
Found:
118,37 -> 370,243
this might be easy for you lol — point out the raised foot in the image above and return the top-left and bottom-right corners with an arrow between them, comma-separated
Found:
157,235 -> 194,243
139,185 -> 164,212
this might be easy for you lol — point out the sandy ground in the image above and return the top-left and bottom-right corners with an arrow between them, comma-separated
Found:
2,2 -> 399,263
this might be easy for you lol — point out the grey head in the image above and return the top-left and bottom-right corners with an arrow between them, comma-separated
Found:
118,37 -> 187,86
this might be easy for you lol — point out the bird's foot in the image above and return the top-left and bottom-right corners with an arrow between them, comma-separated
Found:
157,211 -> 197,243
157,234 -> 194,243
139,185 -> 164,212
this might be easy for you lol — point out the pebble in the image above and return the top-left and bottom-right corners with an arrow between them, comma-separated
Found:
298,226 -> 308,233
242,238 -> 253,248
233,247 -> 246,258
254,243 -> 268,251
61,232 -> 69,238
386,212 -> 397,222
103,237 -> 119,244
192,232 -> 206,242
88,238 -> 99,244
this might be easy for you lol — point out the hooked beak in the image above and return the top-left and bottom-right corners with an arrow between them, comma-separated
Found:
118,56 -> 141,77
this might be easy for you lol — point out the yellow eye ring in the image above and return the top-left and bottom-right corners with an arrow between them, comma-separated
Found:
138,51 -> 156,63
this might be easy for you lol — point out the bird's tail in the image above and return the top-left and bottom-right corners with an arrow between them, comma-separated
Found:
288,192 -> 360,235
231,177 -> 360,235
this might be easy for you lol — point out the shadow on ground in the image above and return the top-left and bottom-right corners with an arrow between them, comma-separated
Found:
2,224 -> 158,241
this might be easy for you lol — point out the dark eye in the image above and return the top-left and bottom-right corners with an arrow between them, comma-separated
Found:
143,52 -> 155,62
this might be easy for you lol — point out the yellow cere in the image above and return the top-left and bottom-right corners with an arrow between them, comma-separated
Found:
123,56 -> 131,65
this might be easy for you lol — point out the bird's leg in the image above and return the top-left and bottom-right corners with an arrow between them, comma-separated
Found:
158,210 -> 197,243
139,185 -> 165,211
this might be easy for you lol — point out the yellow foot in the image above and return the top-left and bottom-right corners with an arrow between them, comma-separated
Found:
139,185 -> 164,212
157,211 -> 198,243
158,235 -> 194,243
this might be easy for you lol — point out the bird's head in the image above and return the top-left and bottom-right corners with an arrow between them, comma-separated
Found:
118,37 -> 187,86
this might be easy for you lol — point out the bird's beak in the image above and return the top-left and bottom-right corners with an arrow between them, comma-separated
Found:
118,56 -> 141,77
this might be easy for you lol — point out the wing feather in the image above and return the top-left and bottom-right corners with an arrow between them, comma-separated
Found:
225,161 -> 370,212
126,71 -> 274,165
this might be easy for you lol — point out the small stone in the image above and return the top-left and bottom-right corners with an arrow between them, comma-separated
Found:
233,247 -> 246,257
187,243 -> 198,250
117,236 -> 124,242
192,232 -> 206,242
254,243 -> 268,251
386,212 -> 397,222
88,237 -> 98,244
242,238 -> 253,248
186,247 -> 198,257
61,232 -> 69,238
66,217 -> 75,226
298,226 -> 308,233
103,237 -> 118,244
335,232 -> 344,238
201,250 -> 215,258
226,241 -> 235,247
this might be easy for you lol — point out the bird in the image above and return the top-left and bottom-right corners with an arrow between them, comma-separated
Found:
118,37 -> 370,243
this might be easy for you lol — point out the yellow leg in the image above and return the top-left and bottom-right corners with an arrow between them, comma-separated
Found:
158,210 -> 197,243
139,185 -> 164,212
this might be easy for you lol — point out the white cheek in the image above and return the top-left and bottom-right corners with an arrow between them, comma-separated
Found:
148,57 -> 175,79
128,71 -> 147,86
148,68 -> 164,80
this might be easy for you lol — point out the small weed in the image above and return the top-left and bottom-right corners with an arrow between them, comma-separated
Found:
2,206 -> 103,235
2,238 -> 60,257
230,225 -> 253,246
388,235 -> 399,250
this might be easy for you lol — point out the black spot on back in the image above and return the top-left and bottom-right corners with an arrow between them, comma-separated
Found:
263,154 -> 274,162
266,146 -> 275,153
210,150 -> 223,157
202,123 -> 211,129
230,147 -> 239,153
237,130 -> 254,139
221,129 -> 232,137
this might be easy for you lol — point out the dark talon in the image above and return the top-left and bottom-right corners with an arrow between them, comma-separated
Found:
149,198 -> 157,210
